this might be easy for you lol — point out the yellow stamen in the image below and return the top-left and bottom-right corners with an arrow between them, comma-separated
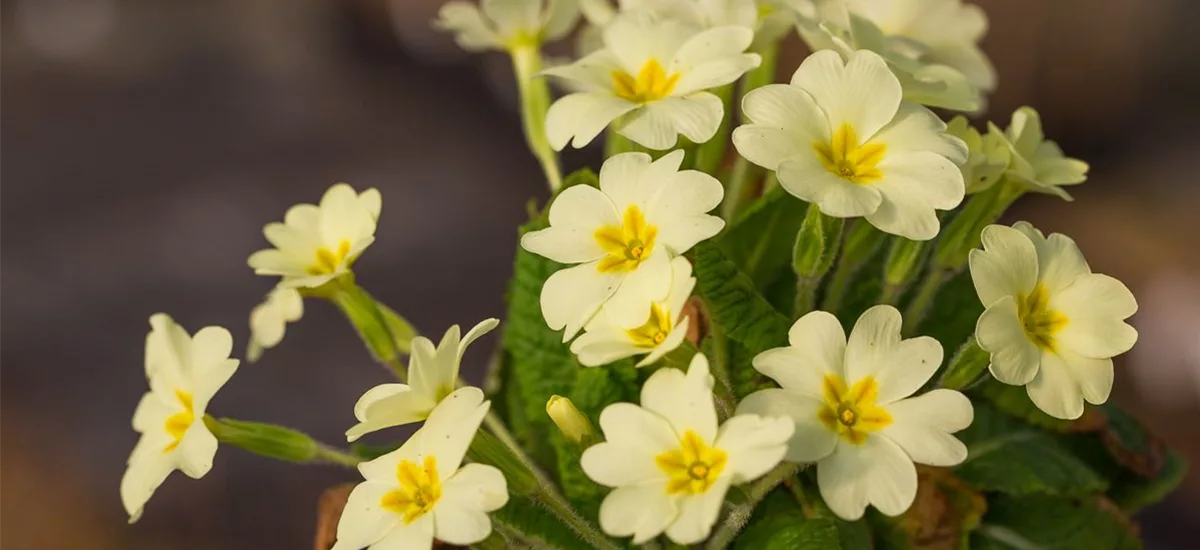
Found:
381,456 -> 443,524
308,239 -> 352,276
814,124 -> 887,184
612,59 -> 680,103
656,430 -> 728,495
626,303 -> 673,348
595,206 -> 658,273
817,375 -> 892,445
1017,284 -> 1069,352
162,390 -> 195,453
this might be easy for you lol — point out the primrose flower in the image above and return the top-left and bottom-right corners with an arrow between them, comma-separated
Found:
333,388 -> 508,550
247,287 -> 304,363
435,0 -> 581,51
570,256 -> 695,367
544,11 -> 760,150
248,183 -> 381,289
989,107 -> 1089,200
347,319 -> 499,442
582,354 -> 793,544
520,151 -> 723,340
970,222 -> 1138,419
733,49 -> 967,240
737,306 -> 973,520
121,314 -> 240,522
946,115 -> 1009,195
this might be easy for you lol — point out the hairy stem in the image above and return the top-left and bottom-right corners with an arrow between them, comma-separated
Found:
511,44 -> 561,191
705,463 -> 801,550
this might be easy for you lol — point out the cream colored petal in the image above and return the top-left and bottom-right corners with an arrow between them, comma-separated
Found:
881,389 -> 972,467
598,483 -> 677,543
176,421 -> 218,479
1026,350 -> 1084,420
600,249 -> 673,329
777,155 -> 883,218
735,388 -> 837,463
332,482 -> 402,550
641,354 -> 719,441
1058,350 -> 1114,406
366,516 -> 434,550
713,414 -> 793,482
871,102 -> 968,164
539,261 -> 622,340
643,93 -> 725,145
791,49 -> 901,140
543,0 -> 583,42
586,403 -> 677,485
435,2 -> 503,51
976,296 -> 1041,386
546,92 -> 638,150
647,170 -> 725,254
572,328 -> 646,366
817,435 -> 916,520
1053,274 -> 1139,358
619,104 -> 680,150
752,311 -> 846,398
968,224 -> 1038,307
542,49 -> 624,91
420,388 -> 490,477
664,476 -> 731,544
120,453 -> 175,523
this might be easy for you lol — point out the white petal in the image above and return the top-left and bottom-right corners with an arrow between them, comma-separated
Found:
145,313 -> 189,387
359,188 -> 382,221
665,257 -> 696,317
542,49 -> 625,92
640,355 -> 718,441
190,358 -> 238,414
482,0 -> 540,37
598,483 -> 677,544
1026,351 -> 1084,420
522,186 -> 620,264
546,92 -> 638,150
432,504 -> 492,546
346,385 -> 436,442
734,85 -> 830,169
752,310 -> 846,398
1057,350 -> 1114,406
1012,222 -> 1091,293
601,250 -> 673,328
543,0 -> 583,41
644,94 -> 725,145
871,102 -> 968,165
407,336 -> 447,399
585,403 -> 677,486
639,318 -> 690,367
603,13 -> 696,74
863,179 -> 943,240
320,183 -> 373,248
441,463 -> 510,512
714,414 -> 793,482
969,224 -> 1038,307
735,389 -> 837,463
571,329 -> 646,366
876,151 -> 965,211
732,125 -> 806,171
817,436 -> 917,520
647,170 -> 725,254
791,50 -> 901,140
976,297 -> 1041,386
435,2 -> 502,51
539,261 -> 622,340
777,155 -> 883,217
881,389 -> 973,467
366,517 -> 434,550
670,26 -> 755,93
458,318 -> 499,364
420,388 -> 490,475
598,150 -> 668,213
665,477 -> 731,544
358,434 -> 423,482
333,482 -> 400,550
1053,274 -> 1139,358
845,305 -> 941,403
120,454 -> 174,523
176,421 -> 218,479
619,105 -> 679,150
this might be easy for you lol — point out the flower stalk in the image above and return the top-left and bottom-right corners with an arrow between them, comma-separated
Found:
510,43 -> 561,191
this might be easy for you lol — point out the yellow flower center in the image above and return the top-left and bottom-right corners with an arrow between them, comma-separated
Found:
308,239 -> 352,276
814,124 -> 887,184
817,375 -> 892,445
612,59 -> 680,103
656,430 -> 728,495
1017,284 -> 1069,352
626,303 -> 673,348
381,456 -> 443,524
162,390 -> 195,453
594,206 -> 658,273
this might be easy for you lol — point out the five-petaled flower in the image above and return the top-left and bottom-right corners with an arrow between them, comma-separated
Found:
521,150 -> 723,340
581,354 -> 793,544
333,388 -> 508,550
248,183 -> 381,289
570,256 -> 695,367
435,0 -> 581,51
121,314 -> 240,523
733,49 -> 967,240
346,319 -> 499,442
737,306 -> 973,520
988,107 -> 1089,200
544,10 -> 760,150
247,286 -> 304,363
970,222 -> 1138,419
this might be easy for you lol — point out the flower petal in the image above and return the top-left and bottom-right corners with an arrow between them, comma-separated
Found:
670,26 -> 756,95
845,305 -> 941,403
881,389 -> 973,467
542,49 -> 625,91
603,12 -> 696,74
434,465 -> 507,546
435,2 -> 502,51
877,151 -> 965,211
791,49 -> 901,140
871,103 -> 968,164
639,318 -> 689,367
598,483 -> 677,544
969,224 -> 1038,307
1012,222 -> 1091,293
644,93 -> 725,145
584,403 -> 676,486
571,328 -> 646,366
619,105 -> 680,150
647,170 -> 725,254
346,385 -> 435,442
539,261 -> 622,340
1058,350 -> 1114,406
367,517 -> 434,550
976,296 -> 1041,386
522,185 -> 620,263
421,387 -> 490,476
714,414 -> 793,482
481,0 -> 540,37
546,92 -> 638,150
332,482 -> 401,550
735,388 -> 838,463
753,310 -> 846,398
777,155 -> 883,218
176,420 -> 218,479
817,436 -> 917,520
601,249 -> 673,328
1026,350 -> 1085,420
120,454 -> 174,523
641,354 -> 719,440
1053,273 -> 1139,358
664,476 -> 731,544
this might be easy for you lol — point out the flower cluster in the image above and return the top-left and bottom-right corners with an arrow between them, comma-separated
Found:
120,0 -> 1163,548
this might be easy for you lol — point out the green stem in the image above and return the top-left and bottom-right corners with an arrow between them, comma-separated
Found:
902,267 -> 948,335
720,155 -> 762,222
705,463 -> 801,550
511,44 -> 561,192
313,442 -> 365,468
482,411 -> 622,550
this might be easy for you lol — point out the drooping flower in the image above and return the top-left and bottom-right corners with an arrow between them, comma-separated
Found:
248,183 -> 381,289
945,115 -> 1009,195
435,0 -> 581,51
970,222 -> 1137,419
570,256 -> 695,367
121,314 -> 240,522
333,388 -> 508,550
544,11 -> 760,150
247,286 -> 304,363
733,49 -> 967,240
796,4 -> 983,112
988,107 -> 1089,200
346,319 -> 499,442
737,306 -> 974,520
520,151 -> 723,340
582,354 -> 793,544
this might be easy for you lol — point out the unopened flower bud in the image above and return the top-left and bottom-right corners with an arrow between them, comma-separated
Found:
546,395 -> 594,445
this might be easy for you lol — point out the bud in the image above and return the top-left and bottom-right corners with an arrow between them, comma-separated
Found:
937,338 -> 991,390
793,204 -> 844,316
329,284 -> 415,365
546,395 -> 595,446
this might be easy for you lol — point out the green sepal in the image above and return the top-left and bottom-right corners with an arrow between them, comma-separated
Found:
467,429 -> 540,496
937,337 -> 989,390
205,417 -> 318,463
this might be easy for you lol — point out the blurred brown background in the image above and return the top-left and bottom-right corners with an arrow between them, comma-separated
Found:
1,0 -> 1197,549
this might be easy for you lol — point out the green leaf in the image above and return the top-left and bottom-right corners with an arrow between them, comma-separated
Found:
955,403 -> 1108,497
717,185 -> 809,288
915,269 -> 982,353
869,467 -> 986,550
972,494 -> 1141,550
562,166 -> 599,189
491,495 -> 586,550
467,430 -> 539,496
693,242 -> 791,355
734,491 -> 842,550
975,380 -> 1100,433
1109,449 -> 1188,513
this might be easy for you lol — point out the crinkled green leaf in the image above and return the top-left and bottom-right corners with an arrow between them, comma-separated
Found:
734,490 -> 842,550
717,186 -> 809,288
971,494 -> 1141,550
693,242 -> 791,355
975,379 -> 1101,433
491,495 -> 588,549
1109,449 -> 1188,513
915,269 -> 982,352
